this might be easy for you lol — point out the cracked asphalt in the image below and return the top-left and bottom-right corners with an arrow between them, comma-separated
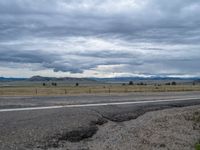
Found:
0,91 -> 200,150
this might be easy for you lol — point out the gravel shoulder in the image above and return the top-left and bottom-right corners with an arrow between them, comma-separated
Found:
60,105 -> 200,150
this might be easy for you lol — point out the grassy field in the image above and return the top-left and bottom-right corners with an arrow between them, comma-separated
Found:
0,84 -> 200,96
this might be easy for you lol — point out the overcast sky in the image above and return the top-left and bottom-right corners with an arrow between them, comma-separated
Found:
0,0 -> 200,78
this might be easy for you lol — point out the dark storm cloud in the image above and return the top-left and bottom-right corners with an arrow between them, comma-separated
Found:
0,0 -> 200,43
0,49 -> 56,63
0,48 -> 142,73
0,0 -> 200,77
0,49 -> 82,73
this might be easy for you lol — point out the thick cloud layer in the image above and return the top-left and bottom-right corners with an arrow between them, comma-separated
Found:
0,0 -> 200,77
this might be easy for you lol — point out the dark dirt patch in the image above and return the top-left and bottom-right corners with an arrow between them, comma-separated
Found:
37,117 -> 108,149
103,102 -> 200,122
104,105 -> 171,122
90,117 -> 108,126
38,127 -> 98,149
59,126 -> 98,142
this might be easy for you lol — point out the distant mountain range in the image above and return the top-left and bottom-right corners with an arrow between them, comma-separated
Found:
0,76 -> 200,83
0,76 -> 96,82
0,77 -> 26,82
28,76 -> 95,82
92,77 -> 200,83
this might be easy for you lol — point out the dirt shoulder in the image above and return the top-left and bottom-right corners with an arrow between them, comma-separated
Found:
60,105 -> 200,150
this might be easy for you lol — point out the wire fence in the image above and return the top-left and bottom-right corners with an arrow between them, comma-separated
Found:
0,85 -> 200,96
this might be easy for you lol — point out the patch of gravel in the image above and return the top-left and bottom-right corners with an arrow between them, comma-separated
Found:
58,105 -> 200,150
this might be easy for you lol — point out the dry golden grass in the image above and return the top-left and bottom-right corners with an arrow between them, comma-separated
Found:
0,85 -> 200,96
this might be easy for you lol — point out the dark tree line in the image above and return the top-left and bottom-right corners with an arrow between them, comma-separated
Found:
42,82 -> 79,87
42,82 -> 57,86
52,82 -> 57,86
127,81 -> 147,86
165,81 -> 177,85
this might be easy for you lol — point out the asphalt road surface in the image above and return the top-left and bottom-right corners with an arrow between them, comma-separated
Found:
0,91 -> 200,150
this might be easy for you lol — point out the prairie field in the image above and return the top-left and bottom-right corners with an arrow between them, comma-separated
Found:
0,84 -> 200,96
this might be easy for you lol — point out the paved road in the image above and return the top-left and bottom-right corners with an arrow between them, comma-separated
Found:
0,91 -> 200,150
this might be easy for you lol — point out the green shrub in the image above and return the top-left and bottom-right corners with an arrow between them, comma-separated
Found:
195,143 -> 200,150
